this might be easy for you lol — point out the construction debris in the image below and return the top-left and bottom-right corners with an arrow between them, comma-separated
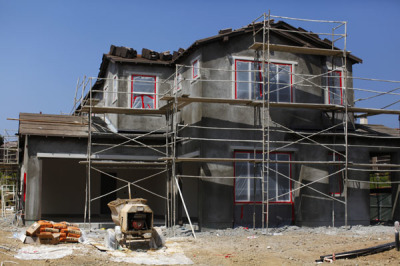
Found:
24,220 -> 81,245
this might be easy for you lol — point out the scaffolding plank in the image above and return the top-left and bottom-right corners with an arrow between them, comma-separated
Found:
81,106 -> 166,115
349,107 -> 400,116
0,163 -> 19,170
250,43 -> 348,57
160,96 -> 346,110
160,96 -> 253,105
20,113 -> 87,122
160,96 -> 400,116
79,160 -> 166,166
160,157 -> 344,165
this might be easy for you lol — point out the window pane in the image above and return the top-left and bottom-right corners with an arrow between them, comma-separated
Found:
133,76 -> 155,93
267,163 -> 277,201
235,154 -> 251,202
236,177 -> 248,201
277,155 -> 290,201
328,71 -> 342,105
277,65 -> 290,102
236,61 -> 251,99
142,95 -> 154,109
132,76 -> 156,109
132,95 -> 144,108
193,60 -> 200,78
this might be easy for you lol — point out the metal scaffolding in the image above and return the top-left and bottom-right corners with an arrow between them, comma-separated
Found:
0,129 -> 19,219
77,12 -> 400,235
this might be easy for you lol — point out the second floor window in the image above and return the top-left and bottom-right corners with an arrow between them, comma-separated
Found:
131,74 -> 156,109
192,59 -> 200,80
235,59 -> 292,102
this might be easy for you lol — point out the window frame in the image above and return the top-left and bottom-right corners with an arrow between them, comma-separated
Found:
191,56 -> 201,81
112,75 -> 118,104
325,70 -> 343,105
234,59 -> 294,102
129,74 -> 157,109
233,150 -> 292,204
174,71 -> 183,93
103,85 -> 109,107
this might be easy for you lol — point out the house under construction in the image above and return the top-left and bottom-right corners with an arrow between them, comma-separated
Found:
13,13 -> 400,232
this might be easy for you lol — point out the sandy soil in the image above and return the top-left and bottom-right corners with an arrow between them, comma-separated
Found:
0,217 -> 399,265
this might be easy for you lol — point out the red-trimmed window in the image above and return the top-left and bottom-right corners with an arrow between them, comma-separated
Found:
234,151 -> 292,203
192,59 -> 200,80
326,70 -> 343,105
130,75 -> 156,109
235,59 -> 292,102
328,153 -> 344,196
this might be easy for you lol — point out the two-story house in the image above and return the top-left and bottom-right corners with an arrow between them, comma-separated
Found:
18,18 -> 400,229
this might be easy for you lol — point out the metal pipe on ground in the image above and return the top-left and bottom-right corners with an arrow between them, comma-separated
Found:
316,242 -> 396,263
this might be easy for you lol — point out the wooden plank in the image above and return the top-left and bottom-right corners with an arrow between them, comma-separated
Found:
349,107 -> 400,116
160,157 -> 344,165
19,126 -> 87,134
19,113 -> 87,122
20,123 -> 87,131
20,126 -> 87,135
161,96 -> 400,115
19,128 -> 88,137
249,43 -> 349,57
79,160 -> 166,166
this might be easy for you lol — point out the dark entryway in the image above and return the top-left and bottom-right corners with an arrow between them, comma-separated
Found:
100,173 -> 116,215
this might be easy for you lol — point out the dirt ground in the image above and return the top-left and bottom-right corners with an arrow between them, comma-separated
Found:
1,217 -> 400,265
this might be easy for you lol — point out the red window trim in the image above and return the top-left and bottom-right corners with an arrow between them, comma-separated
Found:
130,74 -> 156,109
192,60 -> 199,79
23,172 -> 27,202
327,70 -> 343,105
234,59 -> 293,102
233,150 -> 293,205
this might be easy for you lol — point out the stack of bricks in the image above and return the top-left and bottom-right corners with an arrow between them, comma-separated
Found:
25,220 -> 82,245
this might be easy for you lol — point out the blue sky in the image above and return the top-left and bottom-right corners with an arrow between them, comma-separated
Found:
1,0 -> 400,131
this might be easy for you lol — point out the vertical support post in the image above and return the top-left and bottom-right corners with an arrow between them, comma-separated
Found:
343,21 -> 349,228
165,104 -> 170,228
253,106 -> 257,230
171,65 -> 179,233
88,77 -> 93,230
261,12 -> 267,234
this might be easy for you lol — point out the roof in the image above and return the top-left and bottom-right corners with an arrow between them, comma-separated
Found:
95,19 -> 362,78
175,20 -> 362,64
106,54 -> 172,66
356,124 -> 400,137
19,113 -> 97,138
85,20 -> 362,111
